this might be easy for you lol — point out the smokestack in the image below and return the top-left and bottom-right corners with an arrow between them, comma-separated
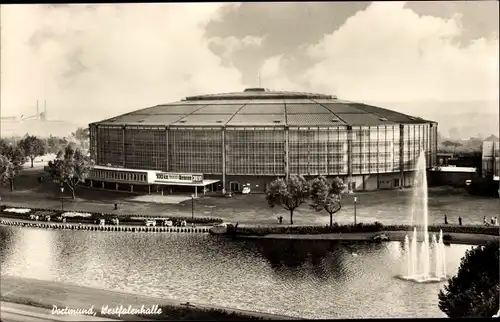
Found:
44,100 -> 47,121
37,100 -> 39,120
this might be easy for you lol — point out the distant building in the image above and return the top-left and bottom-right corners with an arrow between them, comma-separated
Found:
481,141 -> 499,179
437,152 -> 454,166
428,166 -> 477,187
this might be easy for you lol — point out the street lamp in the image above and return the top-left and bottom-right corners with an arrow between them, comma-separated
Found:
191,194 -> 194,220
353,196 -> 358,226
60,186 -> 65,211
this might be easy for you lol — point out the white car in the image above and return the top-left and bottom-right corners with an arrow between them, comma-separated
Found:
144,219 -> 156,227
242,187 -> 251,194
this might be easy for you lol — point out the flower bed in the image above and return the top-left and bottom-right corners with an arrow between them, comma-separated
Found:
0,205 -> 223,225
62,212 -> 92,218
3,208 -> 31,214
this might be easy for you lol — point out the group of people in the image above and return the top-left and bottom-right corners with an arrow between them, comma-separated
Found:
444,215 -> 498,226
484,216 -> 498,226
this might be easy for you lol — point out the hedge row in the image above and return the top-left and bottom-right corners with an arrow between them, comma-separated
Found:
234,222 -> 500,236
0,205 -> 223,225
234,222 -> 385,236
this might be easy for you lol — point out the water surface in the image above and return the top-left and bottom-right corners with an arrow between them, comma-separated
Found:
0,226 -> 471,318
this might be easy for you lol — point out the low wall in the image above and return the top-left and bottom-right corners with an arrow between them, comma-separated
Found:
0,219 -> 210,234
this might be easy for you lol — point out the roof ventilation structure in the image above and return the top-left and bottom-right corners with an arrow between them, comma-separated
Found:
379,117 -> 388,121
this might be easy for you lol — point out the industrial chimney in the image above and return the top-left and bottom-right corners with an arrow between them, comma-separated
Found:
44,100 -> 47,121
36,100 -> 39,120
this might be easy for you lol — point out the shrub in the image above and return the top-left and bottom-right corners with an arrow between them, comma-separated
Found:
442,234 -> 453,241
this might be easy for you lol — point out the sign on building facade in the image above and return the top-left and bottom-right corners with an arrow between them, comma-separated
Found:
154,172 -> 204,184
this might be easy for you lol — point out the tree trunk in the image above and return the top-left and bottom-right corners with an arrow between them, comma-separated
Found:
290,209 -> 294,225
30,157 -> 34,168
9,179 -> 14,192
70,187 -> 76,199
330,213 -> 333,228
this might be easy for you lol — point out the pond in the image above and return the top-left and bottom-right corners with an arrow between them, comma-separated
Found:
0,226 -> 470,318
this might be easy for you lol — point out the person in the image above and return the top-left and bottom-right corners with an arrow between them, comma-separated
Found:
495,217 -> 498,226
114,203 -> 118,210
458,216 -> 462,226
484,216 -> 487,225
444,215 -> 448,225
277,216 -> 283,224
491,217 -> 495,225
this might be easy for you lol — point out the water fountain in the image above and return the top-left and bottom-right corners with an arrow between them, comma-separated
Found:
401,151 -> 447,283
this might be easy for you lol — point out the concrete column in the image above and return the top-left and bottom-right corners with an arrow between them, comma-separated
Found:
399,124 -> 404,189
102,182 -> 105,189
148,185 -> 151,194
194,186 -> 198,198
161,187 -> 164,196
122,126 -> 126,167
116,183 -> 119,191
347,126 -> 353,191
90,180 -> 93,188
221,128 -> 226,191
130,185 -> 134,192
285,126 -> 289,179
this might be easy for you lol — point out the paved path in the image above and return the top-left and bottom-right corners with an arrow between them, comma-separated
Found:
0,276 -> 295,320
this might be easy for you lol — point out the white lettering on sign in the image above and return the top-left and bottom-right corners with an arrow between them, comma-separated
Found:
155,172 -> 203,183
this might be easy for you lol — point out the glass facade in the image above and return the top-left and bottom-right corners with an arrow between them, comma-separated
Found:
288,127 -> 348,175
169,128 -> 222,174
90,123 -> 437,177
90,169 -> 148,182
124,127 -> 167,171
225,128 -> 285,175
351,125 -> 400,175
97,126 -> 124,167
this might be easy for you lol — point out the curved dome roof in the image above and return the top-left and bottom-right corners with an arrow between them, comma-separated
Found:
95,88 -> 434,127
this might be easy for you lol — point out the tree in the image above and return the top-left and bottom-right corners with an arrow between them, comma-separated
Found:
0,140 -> 26,191
266,175 -> 310,225
438,240 -> 499,318
19,135 -> 47,168
72,128 -> 90,148
0,155 -> 15,190
310,176 -> 345,228
50,145 -> 94,199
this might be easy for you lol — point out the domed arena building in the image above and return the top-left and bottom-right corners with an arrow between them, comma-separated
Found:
88,88 -> 438,195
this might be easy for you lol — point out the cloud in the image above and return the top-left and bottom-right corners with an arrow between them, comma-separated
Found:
0,4 -> 244,123
208,35 -> 264,59
304,2 -> 499,102
258,2 -> 498,103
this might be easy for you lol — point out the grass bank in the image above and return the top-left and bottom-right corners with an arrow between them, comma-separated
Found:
0,276 -> 293,320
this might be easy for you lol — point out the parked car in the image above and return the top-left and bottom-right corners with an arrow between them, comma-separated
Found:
224,192 -> 233,198
45,215 -> 51,222
209,222 -> 229,235
109,218 -> 120,225
144,219 -> 156,227
242,187 -> 251,194
55,216 -> 66,223
180,220 -> 187,227
29,214 -> 40,221
161,219 -> 173,227
98,218 -> 106,226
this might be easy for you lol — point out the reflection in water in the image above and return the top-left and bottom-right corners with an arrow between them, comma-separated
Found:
0,226 -> 471,319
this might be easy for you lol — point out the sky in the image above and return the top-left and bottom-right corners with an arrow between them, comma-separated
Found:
0,2 -> 499,136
